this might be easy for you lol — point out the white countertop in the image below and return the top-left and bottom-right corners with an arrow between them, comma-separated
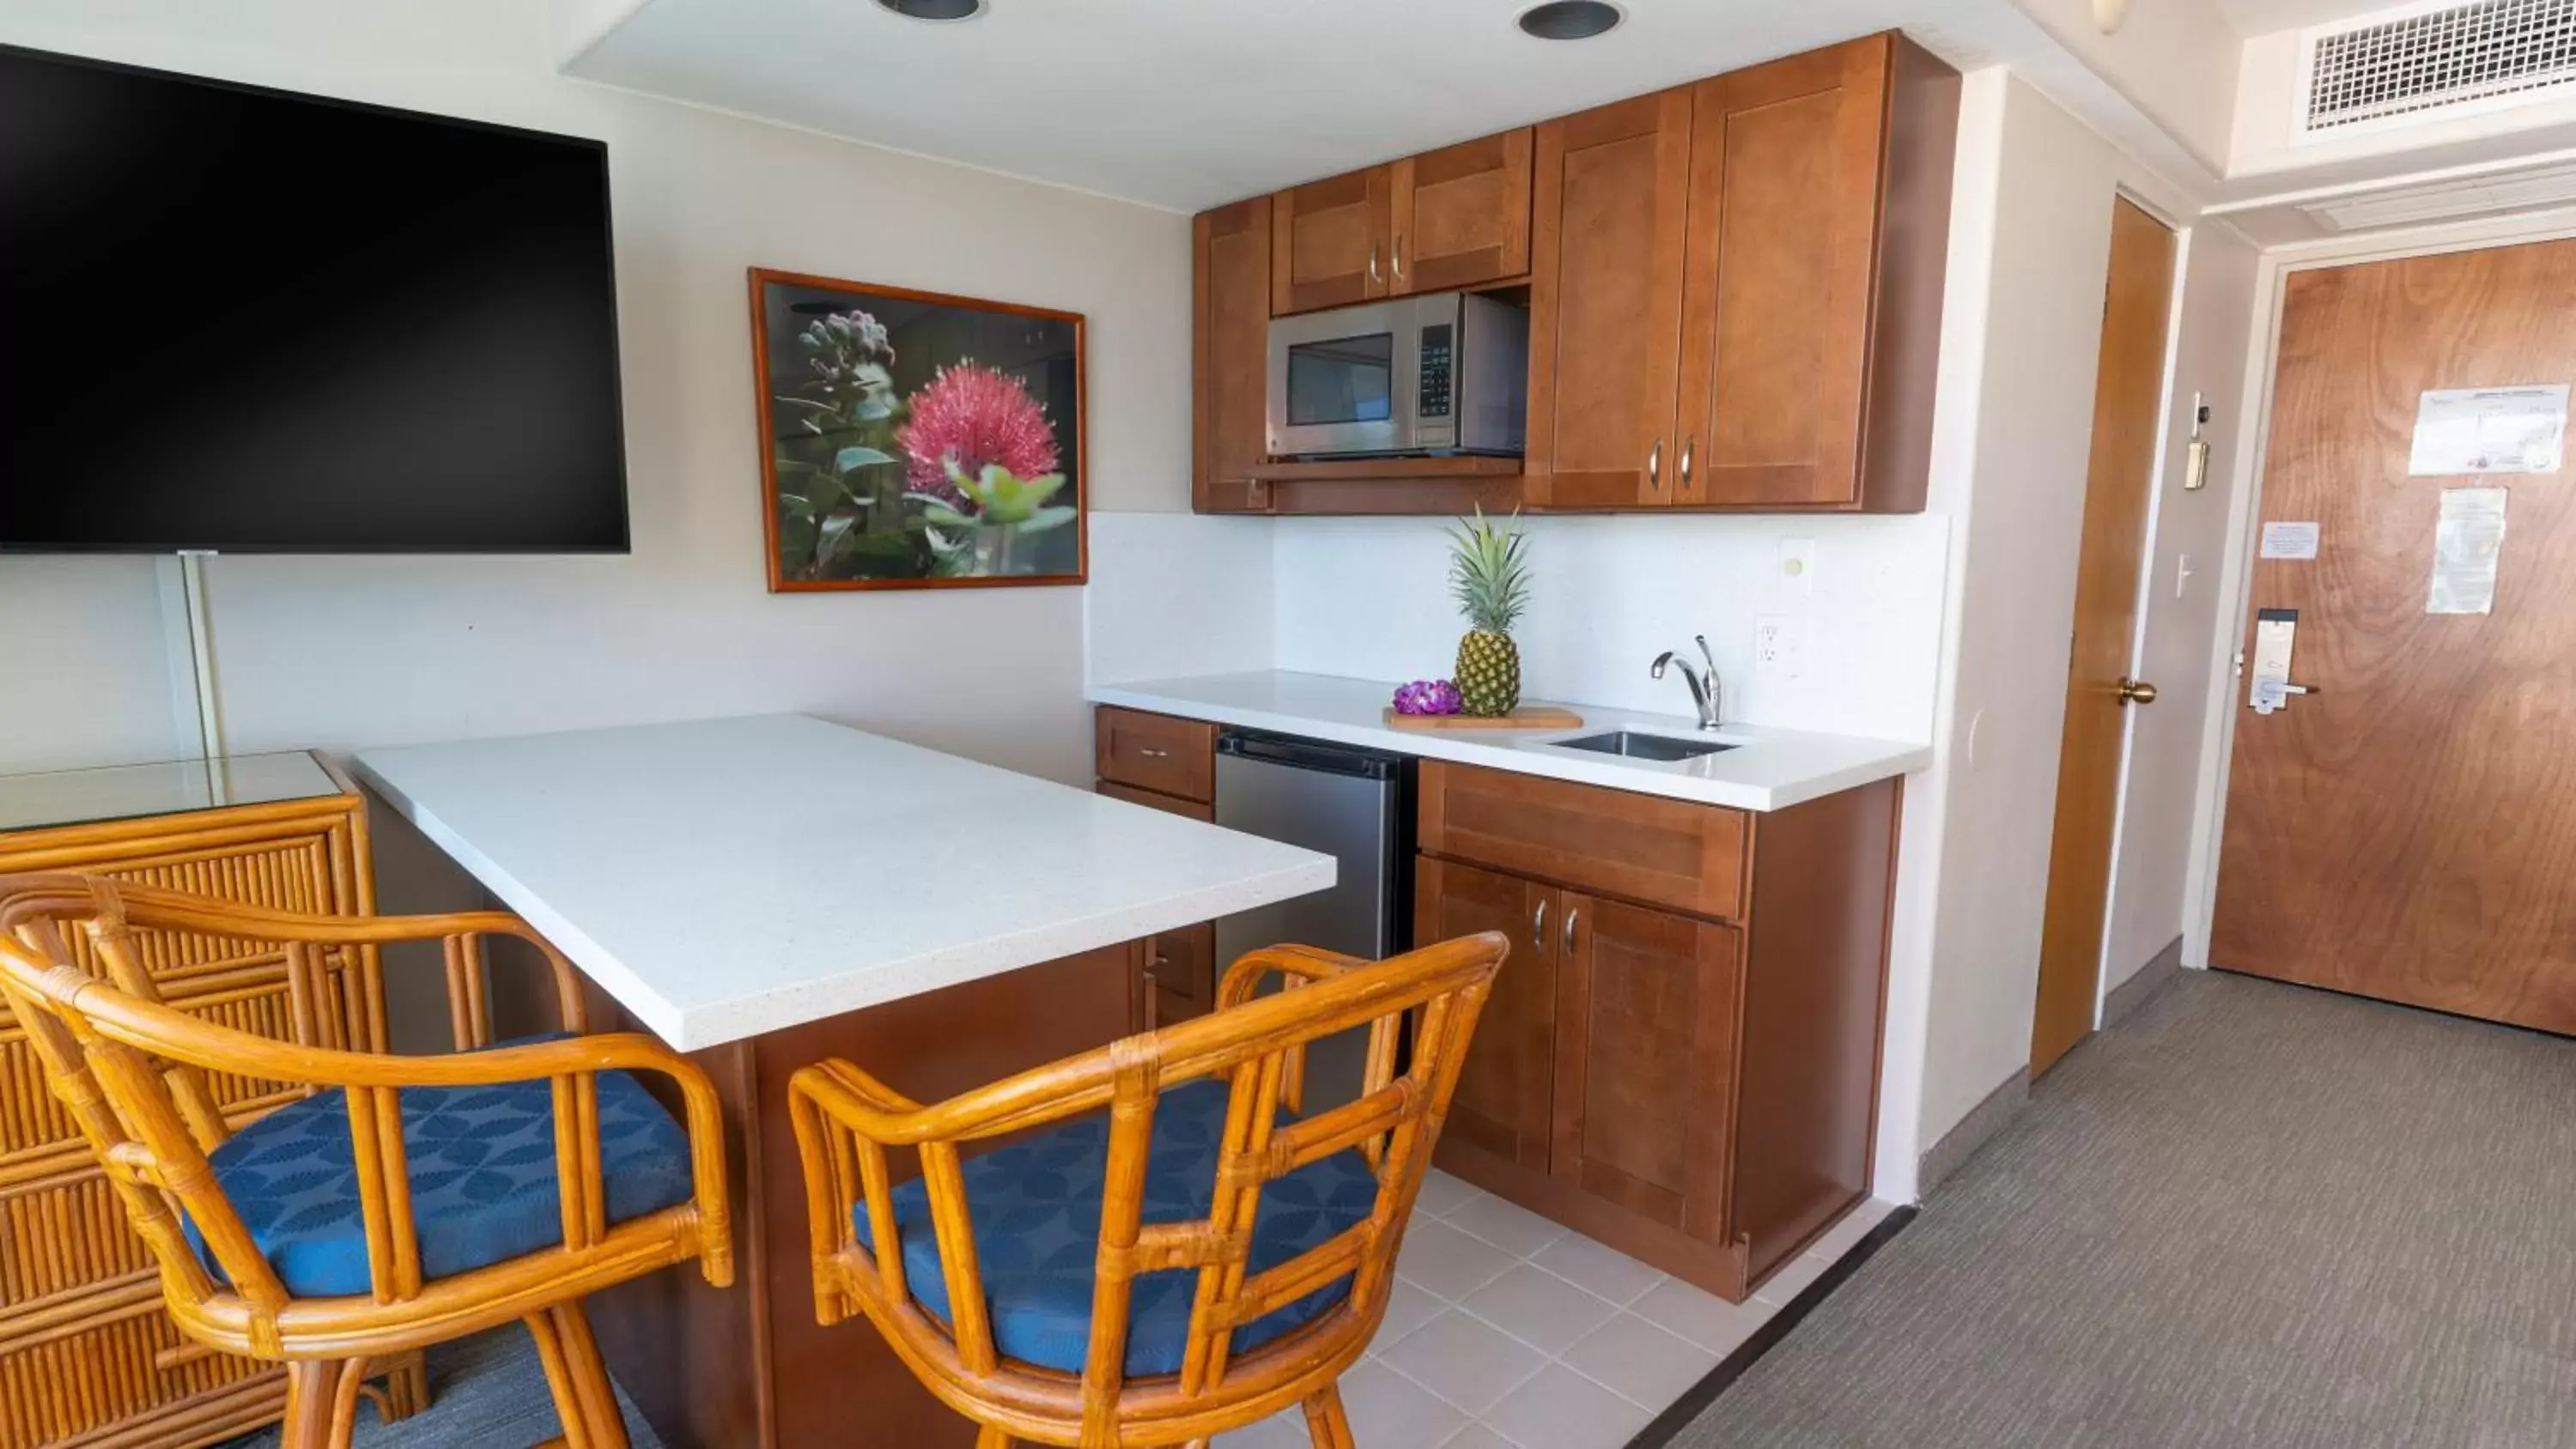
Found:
354,715 -> 1334,1051
1087,672 -> 1929,812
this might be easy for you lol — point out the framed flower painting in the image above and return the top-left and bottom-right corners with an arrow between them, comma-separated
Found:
749,268 -> 1086,591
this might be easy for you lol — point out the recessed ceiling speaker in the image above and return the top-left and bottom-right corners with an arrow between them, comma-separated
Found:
1518,1 -> 1624,40
877,0 -> 986,20
2093,0 -> 2129,33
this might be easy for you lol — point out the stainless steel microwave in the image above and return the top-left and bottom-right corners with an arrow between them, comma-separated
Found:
1267,291 -> 1528,459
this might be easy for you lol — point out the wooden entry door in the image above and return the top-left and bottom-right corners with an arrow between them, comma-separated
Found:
2212,239 -> 2576,1034
2030,197 -> 2177,1076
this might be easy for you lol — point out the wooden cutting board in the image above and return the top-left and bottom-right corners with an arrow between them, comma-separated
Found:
1382,706 -> 1583,731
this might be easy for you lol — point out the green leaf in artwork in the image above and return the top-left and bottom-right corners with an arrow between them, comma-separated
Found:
920,504 -> 977,529
1016,505 -> 1077,534
835,446 -> 896,474
856,396 -> 896,422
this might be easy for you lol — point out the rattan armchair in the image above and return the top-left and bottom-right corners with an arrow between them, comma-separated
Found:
0,873 -> 732,1449
788,931 -> 1507,1448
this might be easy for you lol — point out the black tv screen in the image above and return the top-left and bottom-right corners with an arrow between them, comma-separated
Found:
0,45 -> 629,553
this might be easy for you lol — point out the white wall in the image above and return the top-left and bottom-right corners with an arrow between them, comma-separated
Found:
0,0 -> 1192,791
1912,70 -> 2123,1155
2099,223 -> 2259,989
1263,516 -> 1948,742
1084,512 -> 1277,688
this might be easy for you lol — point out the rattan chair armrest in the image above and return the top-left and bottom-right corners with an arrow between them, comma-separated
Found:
1217,944 -> 1373,1010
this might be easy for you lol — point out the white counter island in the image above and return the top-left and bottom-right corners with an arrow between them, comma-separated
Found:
355,712 -> 1334,1050
350,712 -> 1336,1449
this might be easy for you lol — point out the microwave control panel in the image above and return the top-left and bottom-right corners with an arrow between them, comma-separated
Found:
1418,324 -> 1454,421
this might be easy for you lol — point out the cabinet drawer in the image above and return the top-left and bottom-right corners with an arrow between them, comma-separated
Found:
1096,779 -> 1215,824
1142,923 -> 1217,1025
1094,707 -> 1216,803
1419,761 -> 1747,921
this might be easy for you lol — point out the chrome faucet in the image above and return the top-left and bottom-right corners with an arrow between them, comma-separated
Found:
1652,636 -> 1723,731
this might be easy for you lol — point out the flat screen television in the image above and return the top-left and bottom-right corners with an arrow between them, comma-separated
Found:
0,45 -> 629,554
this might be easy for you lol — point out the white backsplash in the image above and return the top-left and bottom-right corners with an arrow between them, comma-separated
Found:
1086,509 -> 1952,744
1085,511 -> 1277,686
1273,513 -> 1951,742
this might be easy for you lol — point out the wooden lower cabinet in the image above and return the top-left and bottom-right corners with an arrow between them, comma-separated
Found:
1419,761 -> 1899,1302
1416,858 -> 1556,1169
1094,708 -> 1224,1025
1549,894 -> 1742,1247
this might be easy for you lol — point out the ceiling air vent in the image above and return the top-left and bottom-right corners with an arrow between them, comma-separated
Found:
2302,0 -> 2576,137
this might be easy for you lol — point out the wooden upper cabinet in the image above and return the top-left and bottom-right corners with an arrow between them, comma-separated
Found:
1273,167 -> 1392,315
1389,130 -> 1533,294
1417,856 -> 1558,1170
1522,89 -> 1695,511
1550,894 -> 1743,1246
1676,33 -> 1958,512
1194,197 -> 1273,513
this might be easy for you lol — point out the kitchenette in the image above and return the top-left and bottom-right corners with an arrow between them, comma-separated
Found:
1072,25 -> 1965,1313
1080,669 -> 1923,1305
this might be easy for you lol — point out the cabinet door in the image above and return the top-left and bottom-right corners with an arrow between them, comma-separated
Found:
1676,39 -> 1889,508
1415,857 -> 1557,1169
1389,129 -> 1533,295
1524,89 -> 1693,510
1273,167 -> 1391,315
1194,197 -> 1273,513
1550,893 -> 1743,1246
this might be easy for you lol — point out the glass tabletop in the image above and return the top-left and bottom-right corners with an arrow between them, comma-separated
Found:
0,752 -> 341,834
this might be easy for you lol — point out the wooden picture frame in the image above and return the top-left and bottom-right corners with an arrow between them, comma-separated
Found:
749,267 -> 1088,591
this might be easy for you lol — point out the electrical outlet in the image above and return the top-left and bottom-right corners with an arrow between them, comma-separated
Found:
1754,614 -> 1803,676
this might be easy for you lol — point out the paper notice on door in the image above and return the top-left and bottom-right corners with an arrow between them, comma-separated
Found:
2427,487 -> 2509,615
2260,521 -> 2321,560
2409,385 -> 2570,476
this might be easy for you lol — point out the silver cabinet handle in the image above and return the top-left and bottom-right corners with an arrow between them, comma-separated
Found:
1648,438 -> 1662,492
1563,906 -> 1579,955
1139,746 -> 1170,759
1532,897 -> 1548,950
1680,438 -> 1694,490
1392,233 -> 1404,285
1369,243 -> 1382,287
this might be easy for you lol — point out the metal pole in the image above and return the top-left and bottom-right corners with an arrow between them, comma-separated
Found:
177,550 -> 229,805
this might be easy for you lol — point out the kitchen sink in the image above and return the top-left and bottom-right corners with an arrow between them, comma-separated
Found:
1552,731 -> 1738,762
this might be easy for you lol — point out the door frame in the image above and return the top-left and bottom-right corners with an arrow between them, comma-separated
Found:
2182,207 -> 2576,968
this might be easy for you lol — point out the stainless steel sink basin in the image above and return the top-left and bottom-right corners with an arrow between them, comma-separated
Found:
1552,731 -> 1738,762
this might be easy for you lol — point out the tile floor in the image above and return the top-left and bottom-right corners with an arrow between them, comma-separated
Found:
1216,1171 -> 1897,1449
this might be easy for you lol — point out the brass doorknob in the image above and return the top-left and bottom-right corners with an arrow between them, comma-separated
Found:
2116,678 -> 2159,706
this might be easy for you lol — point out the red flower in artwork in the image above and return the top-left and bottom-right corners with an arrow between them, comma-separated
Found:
895,363 -> 1060,503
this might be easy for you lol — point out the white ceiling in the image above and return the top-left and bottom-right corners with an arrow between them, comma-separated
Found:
562,0 -> 1947,211
2212,0 -> 2400,35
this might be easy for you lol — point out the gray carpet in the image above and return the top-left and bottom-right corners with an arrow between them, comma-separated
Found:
218,1326 -> 660,1448
1674,969 -> 2576,1449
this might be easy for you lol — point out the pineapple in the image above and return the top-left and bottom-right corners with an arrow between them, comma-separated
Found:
1446,507 -> 1532,717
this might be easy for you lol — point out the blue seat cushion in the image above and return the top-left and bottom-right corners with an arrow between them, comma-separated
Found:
185,1058 -> 692,1298
854,1077 -> 1378,1378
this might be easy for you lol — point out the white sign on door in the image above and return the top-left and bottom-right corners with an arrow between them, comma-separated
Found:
2259,521 -> 2321,560
2427,486 -> 2509,615
2409,385 -> 2569,476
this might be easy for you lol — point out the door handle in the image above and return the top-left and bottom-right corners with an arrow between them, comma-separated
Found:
1532,898 -> 1548,950
1648,438 -> 1662,492
1563,906 -> 1579,955
1680,439 -> 1694,491
1369,243 -> 1382,288
1391,233 -> 1404,286
2115,678 -> 2159,706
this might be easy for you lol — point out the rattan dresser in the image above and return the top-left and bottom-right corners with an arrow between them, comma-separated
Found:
0,752 -> 421,1449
